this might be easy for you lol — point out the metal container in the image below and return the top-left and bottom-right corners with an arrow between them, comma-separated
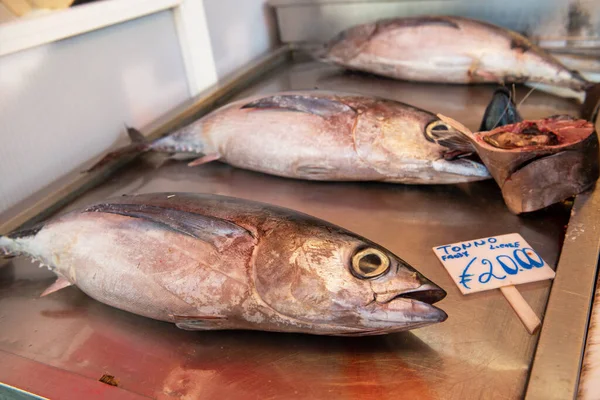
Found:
0,47 -> 598,400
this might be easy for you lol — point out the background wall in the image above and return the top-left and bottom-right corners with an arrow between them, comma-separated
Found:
0,10 -> 190,214
203,0 -> 278,79
0,0 -> 278,216
271,0 -> 599,43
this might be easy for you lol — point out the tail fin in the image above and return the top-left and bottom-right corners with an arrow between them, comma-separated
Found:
479,87 -> 523,132
0,236 -> 17,258
85,126 -> 152,172
582,83 -> 600,124
1,223 -> 44,258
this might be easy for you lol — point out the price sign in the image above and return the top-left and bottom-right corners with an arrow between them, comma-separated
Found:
433,233 -> 555,294
433,233 -> 556,334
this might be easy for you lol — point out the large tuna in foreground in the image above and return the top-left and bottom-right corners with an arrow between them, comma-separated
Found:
0,193 -> 447,336
88,90 -> 490,184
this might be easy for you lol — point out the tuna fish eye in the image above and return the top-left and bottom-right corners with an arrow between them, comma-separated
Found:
425,120 -> 451,142
351,248 -> 390,279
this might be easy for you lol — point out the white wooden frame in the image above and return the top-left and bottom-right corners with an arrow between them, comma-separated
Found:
0,0 -> 218,96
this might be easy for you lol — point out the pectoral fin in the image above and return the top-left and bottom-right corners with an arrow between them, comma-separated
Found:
426,117 -> 476,159
83,203 -> 253,251
41,276 -> 73,297
468,59 -> 500,83
294,164 -> 337,179
172,314 -> 227,331
187,153 -> 221,167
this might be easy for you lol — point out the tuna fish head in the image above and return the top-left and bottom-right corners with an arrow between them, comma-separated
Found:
252,217 -> 447,336
353,102 -> 490,183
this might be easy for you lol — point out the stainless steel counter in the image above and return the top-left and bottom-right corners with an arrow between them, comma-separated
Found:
0,49 -> 597,400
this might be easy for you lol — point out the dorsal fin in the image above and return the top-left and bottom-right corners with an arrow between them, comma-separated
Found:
376,16 -> 460,32
241,94 -> 356,118
125,125 -> 147,144
84,203 -> 253,251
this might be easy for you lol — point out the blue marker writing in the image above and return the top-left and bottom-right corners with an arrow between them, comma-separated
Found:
479,258 -> 506,283
497,255 -> 519,275
514,248 -> 544,269
459,257 -> 476,289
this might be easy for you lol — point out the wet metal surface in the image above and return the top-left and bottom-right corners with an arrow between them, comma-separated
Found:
0,59 -> 582,399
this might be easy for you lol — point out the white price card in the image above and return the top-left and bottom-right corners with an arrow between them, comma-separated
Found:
433,233 -> 556,295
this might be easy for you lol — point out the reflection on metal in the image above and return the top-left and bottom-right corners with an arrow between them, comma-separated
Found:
0,49 -> 597,398
0,383 -> 47,400
578,271 -> 600,400
525,187 -> 600,400
0,349 -> 146,399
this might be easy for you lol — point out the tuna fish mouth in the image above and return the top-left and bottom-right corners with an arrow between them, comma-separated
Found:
376,283 -> 447,305
434,158 -> 491,178
393,286 -> 447,305
330,285 -> 448,336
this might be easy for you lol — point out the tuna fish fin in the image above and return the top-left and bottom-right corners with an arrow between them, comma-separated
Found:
479,87 -> 523,131
240,94 -> 356,118
187,153 -> 221,167
426,118 -> 476,158
375,16 -> 461,35
0,236 -> 17,257
6,223 -> 44,239
581,83 -> 600,124
172,314 -> 227,331
1,223 -> 45,257
85,126 -> 152,172
40,276 -> 72,297
294,164 -> 337,179
125,125 -> 146,144
83,203 -> 253,251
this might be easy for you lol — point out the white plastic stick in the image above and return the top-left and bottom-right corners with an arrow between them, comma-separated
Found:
500,285 -> 542,334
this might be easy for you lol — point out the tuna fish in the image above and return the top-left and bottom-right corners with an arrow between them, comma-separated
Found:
0,193 -> 447,336
314,16 -> 600,119
441,89 -> 599,213
88,90 -> 490,184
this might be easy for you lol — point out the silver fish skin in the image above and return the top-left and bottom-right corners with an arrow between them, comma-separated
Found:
89,90 -> 490,184
318,16 -> 591,91
0,193 -> 447,336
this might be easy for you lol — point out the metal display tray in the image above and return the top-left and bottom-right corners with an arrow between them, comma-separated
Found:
1,48 -> 598,400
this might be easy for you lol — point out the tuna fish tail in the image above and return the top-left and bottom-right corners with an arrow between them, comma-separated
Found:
1,228 -> 70,295
581,83 -> 600,124
85,126 -> 152,172
0,224 -> 44,258
0,236 -> 16,258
